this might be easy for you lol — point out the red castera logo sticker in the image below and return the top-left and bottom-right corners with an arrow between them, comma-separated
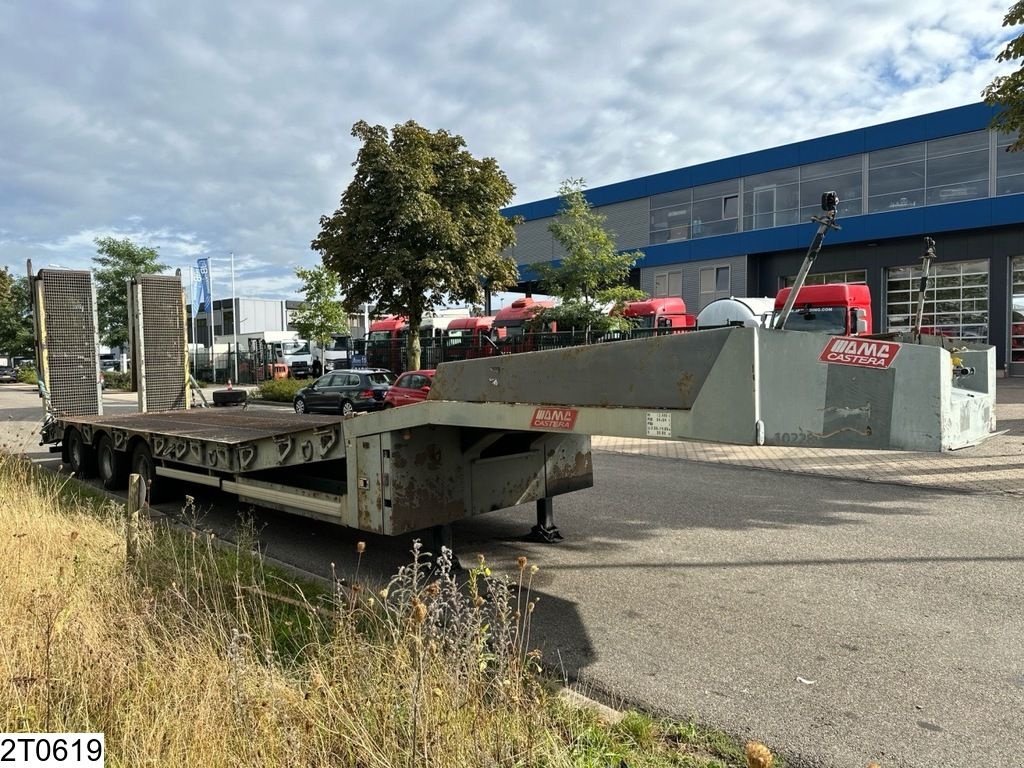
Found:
530,407 -> 579,430
819,337 -> 901,369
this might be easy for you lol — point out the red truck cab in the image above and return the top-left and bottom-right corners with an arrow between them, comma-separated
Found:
493,298 -> 556,346
773,284 -> 872,336
623,297 -> 697,332
443,316 -> 499,361
366,315 -> 409,370
367,315 -> 409,341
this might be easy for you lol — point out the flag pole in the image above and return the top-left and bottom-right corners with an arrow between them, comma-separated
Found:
189,266 -> 198,377
231,251 -> 238,384
209,258 -> 215,384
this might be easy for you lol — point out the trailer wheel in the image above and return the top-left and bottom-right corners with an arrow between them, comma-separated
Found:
131,443 -> 158,502
65,428 -> 95,478
97,434 -> 128,491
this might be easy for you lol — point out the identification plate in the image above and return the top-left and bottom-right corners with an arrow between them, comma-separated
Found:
646,412 -> 672,437
530,407 -> 578,430
818,337 -> 900,369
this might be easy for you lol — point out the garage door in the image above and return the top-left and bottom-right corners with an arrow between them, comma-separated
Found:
885,259 -> 989,342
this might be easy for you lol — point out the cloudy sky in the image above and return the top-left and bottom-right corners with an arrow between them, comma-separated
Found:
1,1 -> 1018,299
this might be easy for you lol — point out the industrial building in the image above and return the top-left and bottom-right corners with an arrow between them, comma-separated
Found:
185,298 -> 370,348
503,102 -> 1024,375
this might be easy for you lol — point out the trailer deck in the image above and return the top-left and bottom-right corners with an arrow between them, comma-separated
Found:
60,409 -> 342,443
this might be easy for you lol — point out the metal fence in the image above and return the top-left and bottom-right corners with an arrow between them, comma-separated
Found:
189,328 -> 695,383
365,327 -> 694,375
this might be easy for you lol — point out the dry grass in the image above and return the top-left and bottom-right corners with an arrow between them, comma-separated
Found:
0,452 -> 768,767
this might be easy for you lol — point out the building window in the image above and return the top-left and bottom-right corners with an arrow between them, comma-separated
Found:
783,270 -> 867,288
885,259 -> 988,341
699,265 -> 731,308
691,180 -> 739,239
925,131 -> 988,205
1011,256 -> 1024,363
742,168 -> 800,231
869,142 -> 925,212
997,133 -> 1024,196
647,129 -> 1002,244
650,189 -> 692,244
799,156 -> 862,220
653,270 -> 682,297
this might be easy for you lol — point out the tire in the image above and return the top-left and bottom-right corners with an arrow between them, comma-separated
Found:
130,442 -> 159,502
65,428 -> 95,478
212,389 -> 247,407
340,399 -> 354,417
294,397 -> 306,414
96,434 -> 128,491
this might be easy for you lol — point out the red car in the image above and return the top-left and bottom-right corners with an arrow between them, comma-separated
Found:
383,369 -> 435,408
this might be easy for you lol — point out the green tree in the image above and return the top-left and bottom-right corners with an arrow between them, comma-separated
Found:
0,268 -> 34,359
311,119 -> 519,371
984,2 -> 1024,150
532,178 -> 646,335
92,237 -> 166,349
291,265 -> 350,365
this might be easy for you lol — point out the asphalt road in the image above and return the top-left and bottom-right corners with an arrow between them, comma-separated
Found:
2,383 -> 1022,767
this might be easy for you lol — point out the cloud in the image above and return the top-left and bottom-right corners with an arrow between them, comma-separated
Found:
0,0 -> 1017,298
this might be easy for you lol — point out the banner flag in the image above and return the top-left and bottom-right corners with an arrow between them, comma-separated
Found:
196,258 -> 211,313
190,266 -> 200,314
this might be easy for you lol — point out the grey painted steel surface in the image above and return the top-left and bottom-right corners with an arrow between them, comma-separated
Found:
429,329 -> 737,410
51,405 -> 595,536
56,410 -> 346,473
32,268 -> 102,417
429,327 -> 996,451
342,422 -> 591,535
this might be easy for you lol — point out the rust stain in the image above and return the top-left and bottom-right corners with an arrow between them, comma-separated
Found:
412,443 -> 443,470
677,371 -> 695,401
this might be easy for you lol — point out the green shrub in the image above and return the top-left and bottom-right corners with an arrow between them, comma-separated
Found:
16,366 -> 37,385
256,378 -> 306,402
102,371 -> 134,391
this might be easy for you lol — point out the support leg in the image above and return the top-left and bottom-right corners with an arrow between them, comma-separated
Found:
429,523 -> 462,572
528,497 -> 563,543
430,523 -> 453,554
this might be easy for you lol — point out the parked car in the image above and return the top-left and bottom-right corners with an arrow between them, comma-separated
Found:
0,367 -> 17,384
383,369 -> 435,408
293,368 -> 395,416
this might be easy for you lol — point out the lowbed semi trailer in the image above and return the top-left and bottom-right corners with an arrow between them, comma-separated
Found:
45,325 -> 996,540
28,247 -> 998,544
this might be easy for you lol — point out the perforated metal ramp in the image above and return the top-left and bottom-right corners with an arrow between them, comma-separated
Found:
130,274 -> 189,411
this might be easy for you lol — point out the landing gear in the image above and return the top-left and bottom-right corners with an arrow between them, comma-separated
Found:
429,524 -> 462,572
528,497 -> 563,543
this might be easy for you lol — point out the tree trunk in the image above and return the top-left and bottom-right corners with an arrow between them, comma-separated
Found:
407,308 -> 423,371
